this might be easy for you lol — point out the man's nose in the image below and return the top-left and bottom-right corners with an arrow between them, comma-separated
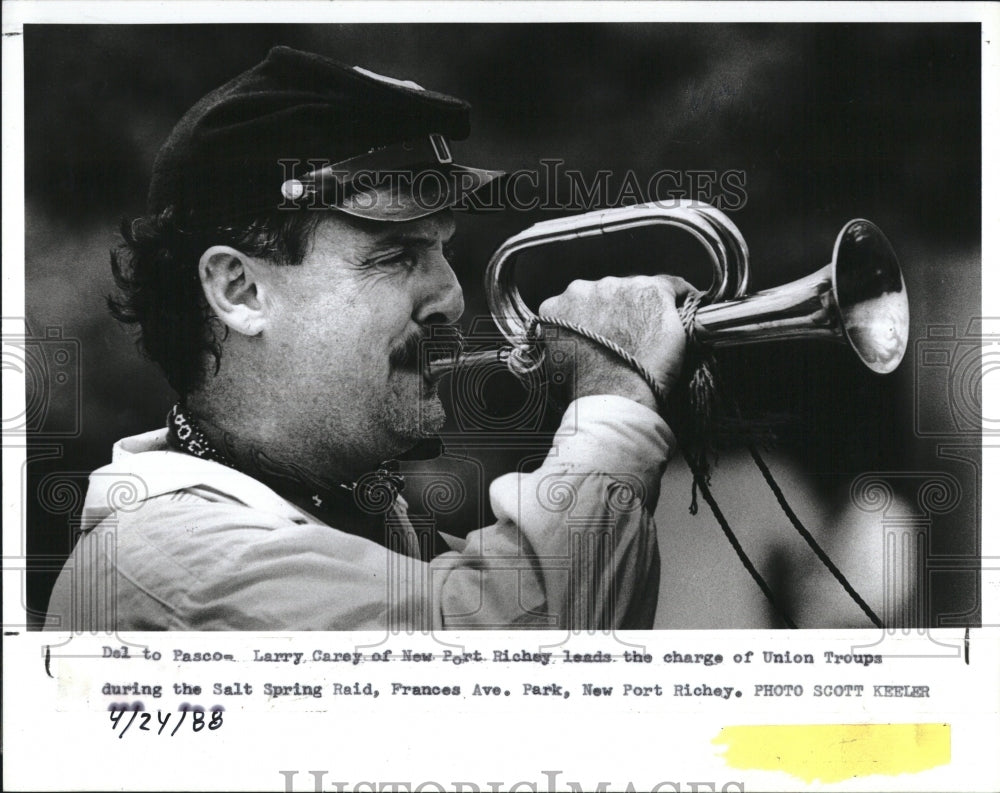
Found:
415,254 -> 465,325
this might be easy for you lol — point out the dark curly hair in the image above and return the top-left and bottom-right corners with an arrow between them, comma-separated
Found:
108,207 -> 322,395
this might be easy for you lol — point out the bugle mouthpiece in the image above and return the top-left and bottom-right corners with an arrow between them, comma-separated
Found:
425,347 -> 512,381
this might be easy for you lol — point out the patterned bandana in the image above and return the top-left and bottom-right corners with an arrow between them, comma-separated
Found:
165,403 -> 409,548
166,404 -> 234,469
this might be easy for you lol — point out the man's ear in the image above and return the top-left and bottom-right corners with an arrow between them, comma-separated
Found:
198,246 -> 268,337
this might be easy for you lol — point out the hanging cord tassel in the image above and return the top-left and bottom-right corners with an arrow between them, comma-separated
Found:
675,291 -> 719,514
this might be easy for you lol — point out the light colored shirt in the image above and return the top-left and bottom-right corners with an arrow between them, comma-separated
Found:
44,395 -> 673,631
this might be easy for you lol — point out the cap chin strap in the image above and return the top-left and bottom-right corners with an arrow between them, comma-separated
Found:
280,134 -> 453,202
351,65 -> 426,92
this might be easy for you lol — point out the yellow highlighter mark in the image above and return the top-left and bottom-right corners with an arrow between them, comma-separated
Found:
712,723 -> 950,783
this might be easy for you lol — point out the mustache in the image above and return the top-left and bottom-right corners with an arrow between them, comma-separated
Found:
389,326 -> 465,369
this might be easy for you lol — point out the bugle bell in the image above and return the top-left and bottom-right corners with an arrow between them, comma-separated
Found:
427,200 -> 908,380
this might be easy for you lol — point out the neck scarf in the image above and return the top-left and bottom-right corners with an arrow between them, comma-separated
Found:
165,403 -> 410,549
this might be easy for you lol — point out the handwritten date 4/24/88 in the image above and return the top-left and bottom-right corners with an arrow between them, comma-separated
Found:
108,708 -> 223,738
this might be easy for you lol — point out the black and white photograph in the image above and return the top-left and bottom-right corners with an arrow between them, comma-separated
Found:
18,22 -> 982,632
3,5 -> 997,792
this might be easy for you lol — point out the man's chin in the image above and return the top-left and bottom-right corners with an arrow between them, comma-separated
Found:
413,392 -> 447,436
386,376 -> 446,435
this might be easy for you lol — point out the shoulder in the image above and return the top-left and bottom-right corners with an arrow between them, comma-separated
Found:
108,491 -> 380,579
95,493 -> 405,629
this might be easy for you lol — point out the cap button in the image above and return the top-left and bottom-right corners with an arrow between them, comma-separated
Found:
281,179 -> 305,200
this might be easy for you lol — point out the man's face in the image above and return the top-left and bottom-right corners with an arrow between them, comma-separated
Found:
257,210 -> 463,470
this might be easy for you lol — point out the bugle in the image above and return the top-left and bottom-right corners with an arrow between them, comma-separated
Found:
428,200 -> 908,380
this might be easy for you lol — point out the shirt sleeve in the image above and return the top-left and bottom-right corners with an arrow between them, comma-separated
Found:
430,395 -> 675,630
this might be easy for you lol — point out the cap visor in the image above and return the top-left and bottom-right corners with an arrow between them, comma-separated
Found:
334,163 -> 504,222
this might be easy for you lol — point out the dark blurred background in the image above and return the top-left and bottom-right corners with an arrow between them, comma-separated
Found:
22,24 -> 982,628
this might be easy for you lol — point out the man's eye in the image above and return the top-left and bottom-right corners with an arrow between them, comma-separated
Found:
389,254 -> 417,270
370,251 -> 416,270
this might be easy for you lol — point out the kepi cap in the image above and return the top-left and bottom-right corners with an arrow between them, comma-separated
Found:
148,46 -> 502,225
